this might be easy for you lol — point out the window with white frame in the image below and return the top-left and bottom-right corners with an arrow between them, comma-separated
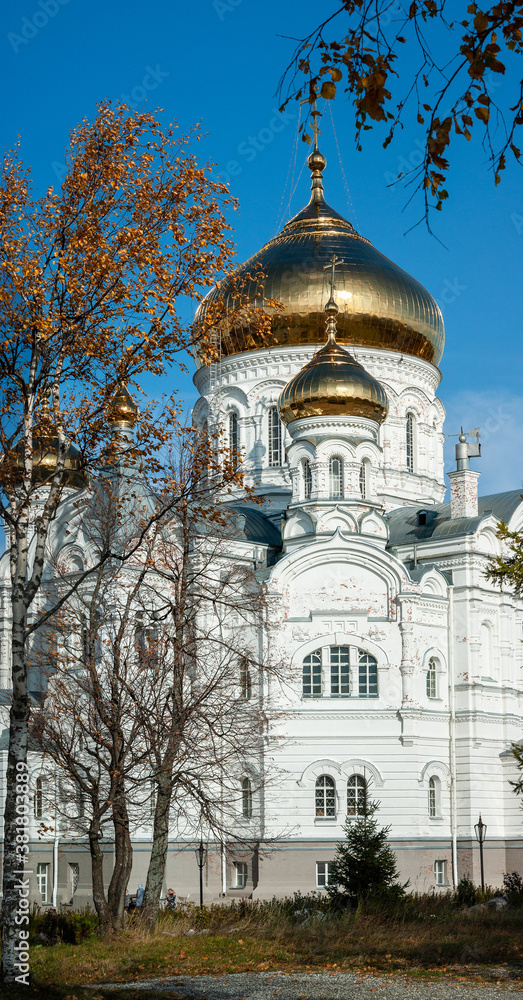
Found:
347,774 -> 368,817
358,651 -> 378,697
303,459 -> 312,500
234,861 -> 248,888
359,460 -> 369,499
426,657 -> 437,699
268,407 -> 282,467
316,861 -> 335,887
406,413 -> 415,473
329,646 -> 350,697
434,860 -> 446,885
229,410 -> 239,453
329,456 -> 344,498
302,646 -> 379,699
428,776 -> 440,819
34,776 -> 48,819
68,862 -> 80,903
241,777 -> 253,819
239,662 -> 252,699
303,650 -> 322,697
37,863 -> 49,903
315,775 -> 336,818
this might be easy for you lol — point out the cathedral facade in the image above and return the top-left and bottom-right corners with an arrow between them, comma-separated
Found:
1,142 -> 522,908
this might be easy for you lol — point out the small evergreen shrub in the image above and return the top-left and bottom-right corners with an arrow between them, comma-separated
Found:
503,871 -> 523,906
453,876 -> 479,907
29,907 -> 98,944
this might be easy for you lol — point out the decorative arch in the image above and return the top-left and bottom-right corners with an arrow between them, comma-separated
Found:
291,631 -> 389,671
340,758 -> 384,788
418,568 -> 449,597
284,510 -> 315,540
418,760 -> 450,786
316,510 -> 358,535
297,758 -> 342,787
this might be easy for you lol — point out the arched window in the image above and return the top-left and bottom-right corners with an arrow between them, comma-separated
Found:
329,646 -> 350,696
315,775 -> 336,817
359,651 -> 378,697
428,776 -> 440,818
34,776 -> 47,819
347,774 -> 367,817
268,406 -> 282,467
303,650 -> 322,697
359,461 -> 367,499
406,413 -> 415,473
239,663 -> 252,700
303,459 -> 312,500
228,410 -> 239,453
241,777 -> 253,819
329,457 -> 344,498
426,657 -> 437,699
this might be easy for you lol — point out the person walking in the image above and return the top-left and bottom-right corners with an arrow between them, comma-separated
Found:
136,883 -> 145,908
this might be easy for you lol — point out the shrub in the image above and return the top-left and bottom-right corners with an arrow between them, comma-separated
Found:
453,876 -> 479,907
503,871 -> 523,906
29,907 -> 98,945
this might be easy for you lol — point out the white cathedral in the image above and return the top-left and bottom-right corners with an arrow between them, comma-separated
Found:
1,138 -> 522,907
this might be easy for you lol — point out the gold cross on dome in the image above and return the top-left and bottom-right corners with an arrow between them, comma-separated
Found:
300,93 -> 322,151
324,254 -> 342,300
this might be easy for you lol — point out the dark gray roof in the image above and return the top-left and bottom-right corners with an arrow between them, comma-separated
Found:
227,505 -> 282,550
386,490 -> 523,548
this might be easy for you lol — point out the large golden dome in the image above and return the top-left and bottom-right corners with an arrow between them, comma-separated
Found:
279,298 -> 389,425
195,150 -> 444,366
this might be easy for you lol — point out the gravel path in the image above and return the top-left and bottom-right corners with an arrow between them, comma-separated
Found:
98,969 -> 523,998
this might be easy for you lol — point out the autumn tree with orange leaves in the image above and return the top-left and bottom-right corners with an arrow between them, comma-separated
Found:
279,1 -> 523,228
0,102 -> 239,984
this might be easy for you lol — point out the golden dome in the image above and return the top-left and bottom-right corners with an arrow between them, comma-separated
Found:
195,151 -> 444,366
13,433 -> 86,490
278,299 -> 389,425
107,385 -> 139,429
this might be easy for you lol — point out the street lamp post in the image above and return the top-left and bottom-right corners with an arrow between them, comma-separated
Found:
474,814 -> 487,891
194,838 -> 207,909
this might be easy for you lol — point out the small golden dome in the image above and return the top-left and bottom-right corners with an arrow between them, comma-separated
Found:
278,328 -> 389,426
107,385 -> 139,429
13,433 -> 86,490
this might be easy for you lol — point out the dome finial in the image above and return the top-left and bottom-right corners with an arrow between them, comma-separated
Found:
323,254 -> 342,342
302,92 -> 327,204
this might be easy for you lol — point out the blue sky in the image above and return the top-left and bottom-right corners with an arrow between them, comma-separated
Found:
2,0 -> 522,496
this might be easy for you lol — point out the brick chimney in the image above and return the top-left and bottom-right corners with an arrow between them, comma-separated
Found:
448,430 -> 481,519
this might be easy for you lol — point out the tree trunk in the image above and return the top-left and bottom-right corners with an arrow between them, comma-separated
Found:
107,780 -> 133,930
1,609 -> 30,984
141,775 -> 172,927
88,816 -> 114,936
